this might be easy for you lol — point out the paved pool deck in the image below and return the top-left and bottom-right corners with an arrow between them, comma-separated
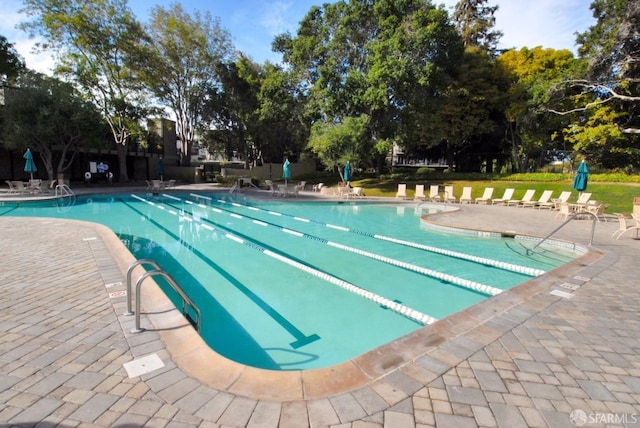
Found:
1,184 -> 639,427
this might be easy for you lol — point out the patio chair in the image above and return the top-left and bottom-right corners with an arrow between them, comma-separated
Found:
414,184 -> 426,201
491,188 -> 515,205
585,202 -> 609,222
459,187 -> 473,204
312,183 -> 324,192
507,189 -> 535,206
611,213 -> 640,239
475,187 -> 494,204
429,185 -> 441,202
352,187 -> 364,198
442,185 -> 456,203
11,181 -> 28,195
551,191 -> 572,210
554,202 -> 572,220
5,180 -> 17,194
396,183 -> 408,199
264,180 -> 275,193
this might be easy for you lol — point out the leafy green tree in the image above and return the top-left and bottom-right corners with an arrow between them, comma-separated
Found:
21,0 -> 151,181
135,3 -> 234,167
549,0 -> 640,168
1,72 -> 105,179
275,0 -> 464,173
0,35 -> 26,83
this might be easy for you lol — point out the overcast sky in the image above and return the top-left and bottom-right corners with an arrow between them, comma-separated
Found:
1,0 -> 595,74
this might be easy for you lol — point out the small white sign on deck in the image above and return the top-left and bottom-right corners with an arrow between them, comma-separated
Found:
550,289 -> 574,299
123,353 -> 165,378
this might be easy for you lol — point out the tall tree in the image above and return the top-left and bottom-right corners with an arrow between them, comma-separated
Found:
135,3 -> 234,167
274,0 -> 464,173
20,0 -> 150,181
498,47 -> 578,171
451,0 -> 503,55
549,0 -> 640,168
0,35 -> 26,83
1,71 -> 105,180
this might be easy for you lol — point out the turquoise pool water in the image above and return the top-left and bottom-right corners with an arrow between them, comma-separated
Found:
1,192 -> 580,370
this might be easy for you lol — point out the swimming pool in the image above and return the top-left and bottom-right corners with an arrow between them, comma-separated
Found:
1,192 -> 581,370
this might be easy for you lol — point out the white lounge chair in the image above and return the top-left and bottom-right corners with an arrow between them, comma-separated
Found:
576,192 -> 592,204
443,185 -> 456,203
429,185 -> 441,202
554,202 -> 572,220
507,189 -> 535,206
352,187 -> 364,198
396,184 -> 408,199
475,187 -> 494,204
459,187 -> 473,204
521,190 -> 552,208
414,184 -> 426,201
535,190 -> 555,209
491,188 -> 514,205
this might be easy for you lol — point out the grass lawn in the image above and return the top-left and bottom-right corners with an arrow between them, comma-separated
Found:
354,178 -> 640,215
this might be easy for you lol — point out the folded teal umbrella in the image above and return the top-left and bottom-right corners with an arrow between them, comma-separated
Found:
282,159 -> 291,185
23,148 -> 37,180
573,160 -> 588,192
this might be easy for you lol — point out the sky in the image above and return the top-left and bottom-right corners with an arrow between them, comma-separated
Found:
1,0 -> 596,75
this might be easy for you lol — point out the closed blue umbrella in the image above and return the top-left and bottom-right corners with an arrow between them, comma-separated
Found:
343,161 -> 351,183
282,159 -> 291,185
573,160 -> 589,192
23,148 -> 37,180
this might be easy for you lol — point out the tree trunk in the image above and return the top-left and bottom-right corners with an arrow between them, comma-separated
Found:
118,144 -> 129,181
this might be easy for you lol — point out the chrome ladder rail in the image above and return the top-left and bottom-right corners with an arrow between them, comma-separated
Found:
125,260 -> 201,333
529,211 -> 598,253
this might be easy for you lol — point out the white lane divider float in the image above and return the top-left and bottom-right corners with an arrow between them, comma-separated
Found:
193,193 -> 544,278
189,194 -> 503,296
131,194 -> 438,325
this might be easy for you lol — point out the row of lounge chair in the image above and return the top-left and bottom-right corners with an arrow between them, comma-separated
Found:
396,184 -> 596,211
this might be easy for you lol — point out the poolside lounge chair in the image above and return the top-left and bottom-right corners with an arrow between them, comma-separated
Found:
576,192 -> 592,205
521,190 -> 553,208
611,213 -> 640,239
459,187 -> 473,204
507,189 -> 535,206
491,188 -> 514,205
396,183 -> 408,199
312,183 -> 324,192
5,180 -> 17,194
475,187 -> 493,204
429,185 -> 441,202
443,186 -> 456,203
11,181 -> 29,195
414,184 -> 426,201
536,191 -> 557,209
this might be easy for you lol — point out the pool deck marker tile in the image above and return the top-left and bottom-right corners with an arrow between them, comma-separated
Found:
559,282 -> 580,291
550,289 -> 574,299
123,353 -> 165,378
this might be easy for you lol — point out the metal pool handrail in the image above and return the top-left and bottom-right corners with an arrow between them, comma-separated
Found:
530,211 -> 598,252
125,259 -> 201,334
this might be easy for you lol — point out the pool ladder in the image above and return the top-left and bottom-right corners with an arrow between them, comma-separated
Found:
124,259 -> 201,333
528,211 -> 598,254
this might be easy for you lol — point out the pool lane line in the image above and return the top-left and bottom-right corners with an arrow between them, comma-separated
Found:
190,193 -> 545,278
175,193 -> 502,297
186,195 -> 503,296
122,197 -> 322,349
134,194 -> 437,325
